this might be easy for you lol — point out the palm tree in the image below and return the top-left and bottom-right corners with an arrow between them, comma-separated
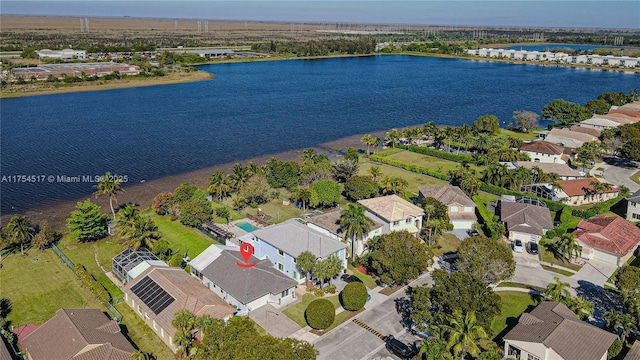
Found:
296,251 -> 317,287
555,233 -> 582,262
172,310 -> 196,358
423,121 -> 438,140
207,170 -> 231,201
385,129 -> 400,148
419,338 -> 448,360
372,137 -> 382,154
94,171 -> 125,220
568,296 -> 594,320
368,165 -> 381,183
230,163 -> 250,192
422,204 -> 436,245
340,204 -> 375,261
6,215 -> 34,256
605,309 -> 637,344
545,277 -> 571,301
442,126 -> 454,152
361,134 -> 373,155
296,188 -> 312,213
457,124 -> 471,151
116,204 -> 139,235
442,311 -> 488,359
121,216 -> 161,251
618,185 -> 631,198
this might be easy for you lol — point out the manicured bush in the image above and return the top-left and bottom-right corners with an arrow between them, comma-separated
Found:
608,339 -> 622,359
340,282 -> 368,311
305,299 -> 335,330
325,284 -> 337,294
73,263 -> 110,304
314,288 -> 325,297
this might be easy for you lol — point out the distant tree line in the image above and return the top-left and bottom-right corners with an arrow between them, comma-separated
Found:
251,38 -> 376,57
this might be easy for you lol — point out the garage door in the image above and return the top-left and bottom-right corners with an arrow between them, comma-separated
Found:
452,220 -> 474,230
593,250 -> 619,265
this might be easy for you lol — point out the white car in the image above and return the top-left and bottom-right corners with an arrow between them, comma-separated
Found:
512,239 -> 524,253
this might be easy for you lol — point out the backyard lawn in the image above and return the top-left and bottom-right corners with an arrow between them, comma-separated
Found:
241,198 -> 304,224
359,160 -> 448,194
151,213 -> 219,258
0,249 -> 105,326
490,291 -> 538,338
283,293 -> 341,327
430,233 -> 461,257
384,150 -> 481,174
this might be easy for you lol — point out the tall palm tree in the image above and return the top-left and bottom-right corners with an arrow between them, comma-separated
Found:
368,165 -> 381,183
172,310 -> 196,358
385,129 -> 400,148
6,215 -> 34,256
340,204 -> 375,261
457,124 -> 471,151
568,296 -> 594,320
230,163 -> 250,192
556,233 -> 582,262
94,171 -> 125,220
207,170 -> 231,201
361,134 -> 373,155
121,216 -> 161,251
442,311 -> 489,359
296,188 -> 312,213
116,203 -> 139,235
545,277 -> 571,301
372,137 -> 382,154
423,121 -> 438,140
605,309 -> 637,344
422,204 -> 436,245
296,251 -> 317,286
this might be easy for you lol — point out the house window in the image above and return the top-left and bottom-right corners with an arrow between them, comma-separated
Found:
278,249 -> 284,256
527,354 -> 541,360
463,206 -> 473,212
405,218 -> 411,224
282,289 -> 289,297
633,213 -> 640,220
278,263 -> 284,272
153,320 -> 158,330
393,221 -> 400,226
292,257 -> 297,264
451,206 -> 459,212
137,305 -> 142,314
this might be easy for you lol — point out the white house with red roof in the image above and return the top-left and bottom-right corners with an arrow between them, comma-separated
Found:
519,141 -> 568,164
574,215 -> 640,266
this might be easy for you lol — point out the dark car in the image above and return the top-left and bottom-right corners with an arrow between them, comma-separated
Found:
340,274 -> 363,283
383,335 -> 418,359
527,241 -> 539,255
467,229 -> 480,237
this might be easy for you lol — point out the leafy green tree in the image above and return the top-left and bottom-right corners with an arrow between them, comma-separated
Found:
615,266 -> 640,303
20,48 -> 38,59
344,175 -> 379,201
215,206 -> 231,224
305,299 -> 334,330
443,311 -> 489,359
340,282 -> 367,311
310,179 -> 341,208
585,98 -> 611,114
93,171 -> 125,220
296,187 -> 312,213
419,338 -> 448,360
456,235 -> 515,284
240,173 -> 271,205
369,231 -> 433,285
178,198 -> 213,227
266,158 -> 300,190
31,220 -> 60,251
620,139 -> 640,161
314,254 -> 342,288
173,183 -> 206,203
379,175 -> 408,196
207,171 -> 231,201
340,203 -> 374,260
6,215 -> 34,255
152,192 -> 174,215
67,200 -> 107,242
541,99 -> 591,126
296,251 -> 317,285
448,168 -> 481,197
331,159 -> 359,183
608,339 -> 623,359
473,115 -> 500,134
604,309 -> 638,345
512,110 -> 539,132
545,277 -> 571,302
344,147 -> 359,163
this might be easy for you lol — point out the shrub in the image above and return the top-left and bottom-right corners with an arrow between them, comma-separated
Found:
73,264 -> 110,304
325,284 -> 337,294
608,339 -> 622,359
314,288 -> 325,297
305,299 -> 335,330
340,282 -> 368,311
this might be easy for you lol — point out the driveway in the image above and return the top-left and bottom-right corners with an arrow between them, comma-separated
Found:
249,304 -> 301,338
573,259 -> 618,287
592,159 -> 640,192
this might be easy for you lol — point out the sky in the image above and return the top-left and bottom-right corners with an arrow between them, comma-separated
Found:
2,1 -> 639,29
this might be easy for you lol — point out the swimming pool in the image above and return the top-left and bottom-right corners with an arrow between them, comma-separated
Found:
236,222 -> 259,232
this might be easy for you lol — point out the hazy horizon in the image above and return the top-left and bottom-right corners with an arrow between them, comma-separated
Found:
2,1 -> 639,29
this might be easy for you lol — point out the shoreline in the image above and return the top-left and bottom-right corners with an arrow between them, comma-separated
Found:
0,128 -> 390,230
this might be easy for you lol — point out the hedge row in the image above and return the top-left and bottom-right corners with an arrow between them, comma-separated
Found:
397,144 -> 473,163
369,155 -> 450,181
472,195 -> 497,240
572,197 -> 623,219
73,263 -> 111,304
545,206 -> 574,239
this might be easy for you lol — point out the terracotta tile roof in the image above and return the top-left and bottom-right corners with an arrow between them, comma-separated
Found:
500,202 -> 553,236
504,302 -> 617,360
306,208 -> 382,236
417,185 -> 475,207
574,215 -> 640,256
519,141 -> 565,155
22,308 -> 135,360
556,178 -> 618,197
123,266 -> 236,341
358,195 -> 424,222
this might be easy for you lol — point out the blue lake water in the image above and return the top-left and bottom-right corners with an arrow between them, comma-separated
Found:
505,43 -> 628,51
1,55 -> 639,214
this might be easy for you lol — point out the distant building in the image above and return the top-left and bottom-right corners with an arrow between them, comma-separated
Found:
417,185 -> 476,230
11,62 -> 140,81
36,49 -> 87,60
358,195 -> 425,236
305,209 -> 383,256
574,215 -> 640,266
183,49 -> 234,58
627,189 -> 640,223
22,308 -> 135,360
519,141 -> 567,164
515,162 -> 583,180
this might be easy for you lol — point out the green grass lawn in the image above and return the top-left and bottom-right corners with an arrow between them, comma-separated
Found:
632,171 -> 640,185
242,199 -> 303,224
0,249 -> 105,326
430,233 -> 461,257
151,214 -> 219,258
499,129 -> 541,141
347,265 -> 378,289
114,301 -> 174,359
384,150 -> 481,174
490,291 -> 537,337
283,293 -> 341,327
540,246 -> 583,272
359,159 -> 448,194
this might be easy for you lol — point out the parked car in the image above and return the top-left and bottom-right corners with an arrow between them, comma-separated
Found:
383,335 -> 418,359
467,229 -> 480,237
409,322 -> 436,340
527,241 -> 539,255
513,239 -> 524,253
340,274 -> 363,283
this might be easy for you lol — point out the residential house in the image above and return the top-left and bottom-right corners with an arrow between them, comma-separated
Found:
574,215 -> 640,266
305,209 -> 383,256
500,202 -> 553,243
544,128 -> 599,149
627,189 -> 640,222
417,185 -> 477,230
515,162 -> 583,180
0,338 -> 10,360
112,247 -> 167,284
579,116 -> 625,131
358,195 -> 425,236
237,219 -> 347,284
190,245 -> 298,310
123,266 -> 236,352
624,342 -> 640,360
570,125 -> 602,137
555,178 -> 619,206
519,141 -> 568,164
503,302 -> 617,360
22,308 -> 135,360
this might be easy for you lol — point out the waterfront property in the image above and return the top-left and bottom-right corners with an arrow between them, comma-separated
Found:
112,247 -> 166,284
514,162 -> 583,180
574,215 -> 640,266
417,185 -> 476,230
503,302 -> 617,360
8,62 -> 140,81
22,308 -> 135,360
543,128 -> 599,149
237,219 -> 348,284
464,48 -> 640,69
305,208 -> 383,256
518,141 -> 568,164
554,178 -> 619,206
123,265 -> 236,352
190,245 -> 298,311
358,195 -> 425,236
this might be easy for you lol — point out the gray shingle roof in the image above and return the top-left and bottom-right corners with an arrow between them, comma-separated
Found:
504,302 -> 617,360
500,202 -> 553,236
629,189 -> 640,203
306,209 -> 382,237
625,342 -> 640,360
196,249 -> 297,304
250,219 -> 346,258
418,185 -> 475,207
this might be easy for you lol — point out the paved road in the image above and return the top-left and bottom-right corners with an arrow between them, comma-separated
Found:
593,159 -> 640,192
314,274 -> 433,360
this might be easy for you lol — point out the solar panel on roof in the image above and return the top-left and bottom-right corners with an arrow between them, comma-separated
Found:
130,276 -> 175,315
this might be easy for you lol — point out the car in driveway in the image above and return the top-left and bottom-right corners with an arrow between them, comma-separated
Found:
383,335 -> 418,359
467,229 -> 480,237
512,239 -> 524,253
527,241 -> 539,255
340,274 -> 363,283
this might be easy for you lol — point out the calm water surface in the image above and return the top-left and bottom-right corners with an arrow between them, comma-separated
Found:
1,55 -> 639,213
